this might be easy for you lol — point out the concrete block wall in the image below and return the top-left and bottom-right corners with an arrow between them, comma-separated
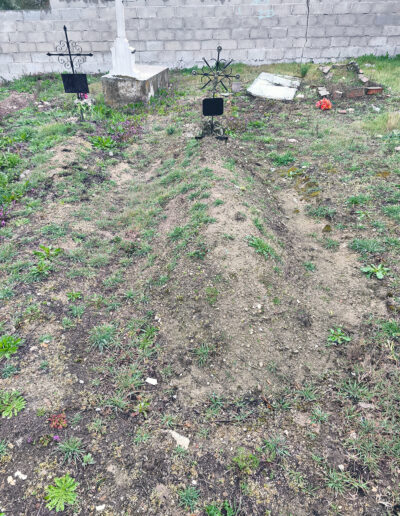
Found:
0,0 -> 399,81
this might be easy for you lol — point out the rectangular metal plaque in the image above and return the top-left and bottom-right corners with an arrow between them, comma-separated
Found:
61,74 -> 89,94
203,98 -> 224,117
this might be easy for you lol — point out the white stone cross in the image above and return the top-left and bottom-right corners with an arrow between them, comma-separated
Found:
110,0 -> 136,77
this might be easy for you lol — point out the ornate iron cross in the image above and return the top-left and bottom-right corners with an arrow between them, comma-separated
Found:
47,25 -> 93,74
192,46 -> 240,98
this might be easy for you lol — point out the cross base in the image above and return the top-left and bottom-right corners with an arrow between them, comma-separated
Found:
110,37 -> 136,77
102,65 -> 169,106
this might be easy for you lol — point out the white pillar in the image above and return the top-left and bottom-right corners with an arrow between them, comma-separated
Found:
110,0 -> 136,77
116,0 -> 126,39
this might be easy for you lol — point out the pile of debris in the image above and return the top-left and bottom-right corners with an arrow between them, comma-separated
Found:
318,61 -> 383,99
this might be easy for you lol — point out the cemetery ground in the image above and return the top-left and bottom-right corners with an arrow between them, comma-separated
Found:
0,56 -> 400,516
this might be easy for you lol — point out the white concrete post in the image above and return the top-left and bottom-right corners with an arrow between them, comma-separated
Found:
110,0 -> 136,76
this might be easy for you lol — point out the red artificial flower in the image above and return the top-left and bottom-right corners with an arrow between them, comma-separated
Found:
316,98 -> 332,110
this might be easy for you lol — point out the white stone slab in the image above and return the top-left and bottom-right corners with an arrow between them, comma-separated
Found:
104,64 -> 167,82
247,72 -> 300,101
257,72 -> 301,89
131,64 -> 168,81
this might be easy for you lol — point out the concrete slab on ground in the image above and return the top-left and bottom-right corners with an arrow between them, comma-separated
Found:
247,72 -> 301,101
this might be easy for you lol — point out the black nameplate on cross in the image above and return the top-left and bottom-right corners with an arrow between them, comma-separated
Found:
47,25 -> 93,96
203,97 -> 224,117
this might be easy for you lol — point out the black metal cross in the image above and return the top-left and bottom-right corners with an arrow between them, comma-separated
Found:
47,25 -> 93,75
192,46 -> 240,98
193,46 -> 240,141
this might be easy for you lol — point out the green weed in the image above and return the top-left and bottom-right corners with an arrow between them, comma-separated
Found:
324,468 -> 368,495
327,327 -> 351,346
269,151 -> 295,165
178,487 -> 200,511
361,263 -> 389,279
349,239 -> 385,256
340,379 -> 372,402
58,437 -> 85,465
193,343 -> 215,366
0,335 -> 22,360
0,390 -> 26,418
205,501 -> 238,516
247,236 -> 278,260
89,324 -> 118,352
306,205 -> 336,219
232,447 -> 260,473
45,474 -> 78,513
262,435 -> 290,462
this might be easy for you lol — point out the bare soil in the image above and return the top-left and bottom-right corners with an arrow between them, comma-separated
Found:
0,66 -> 399,515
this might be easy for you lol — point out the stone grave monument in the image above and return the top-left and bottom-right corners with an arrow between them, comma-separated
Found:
102,0 -> 169,106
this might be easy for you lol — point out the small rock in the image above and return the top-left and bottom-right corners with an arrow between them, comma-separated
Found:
371,105 -> 381,112
358,402 -> 375,410
296,93 -> 305,99
232,82 -> 242,93
338,110 -> 347,114
96,505 -> 106,512
168,430 -> 190,450
318,87 -> 330,97
109,151 -> 114,157
14,471 -> 27,480
321,66 -> 332,74
7,476 -> 16,485
348,108 -> 355,113
288,138 -> 298,143
395,146 -> 400,152
145,377 -> 157,386
338,464 -> 345,472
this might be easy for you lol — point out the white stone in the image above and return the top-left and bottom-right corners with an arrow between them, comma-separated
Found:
96,505 -> 106,512
247,73 -> 300,101
145,377 -> 158,386
318,87 -> 330,97
14,471 -> 27,480
168,430 -> 190,450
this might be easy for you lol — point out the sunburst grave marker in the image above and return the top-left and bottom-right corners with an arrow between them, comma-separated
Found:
192,46 -> 240,141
